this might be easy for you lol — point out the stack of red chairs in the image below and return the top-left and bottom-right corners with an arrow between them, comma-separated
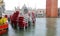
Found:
10,11 -> 19,26
32,12 -> 36,24
10,15 -> 13,24
4,15 -> 8,18
18,16 -> 28,29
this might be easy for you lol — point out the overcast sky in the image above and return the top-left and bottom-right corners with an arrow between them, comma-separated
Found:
4,0 -> 60,10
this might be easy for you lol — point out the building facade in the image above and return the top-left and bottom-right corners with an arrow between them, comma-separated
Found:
36,9 -> 46,17
0,0 -> 5,17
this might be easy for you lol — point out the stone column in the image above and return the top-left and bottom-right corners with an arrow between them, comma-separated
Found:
46,0 -> 58,17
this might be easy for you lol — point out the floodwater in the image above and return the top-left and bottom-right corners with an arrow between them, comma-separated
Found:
0,18 -> 60,36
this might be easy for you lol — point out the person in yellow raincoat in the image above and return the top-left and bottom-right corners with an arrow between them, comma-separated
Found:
0,17 -> 7,25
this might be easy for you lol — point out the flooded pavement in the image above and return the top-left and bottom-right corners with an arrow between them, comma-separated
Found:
0,18 -> 60,36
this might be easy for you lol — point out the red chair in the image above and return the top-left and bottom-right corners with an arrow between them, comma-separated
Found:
4,15 -> 8,18
10,11 -> 19,27
18,16 -> 28,28
10,15 -> 14,24
18,21 -> 28,28
32,12 -> 36,24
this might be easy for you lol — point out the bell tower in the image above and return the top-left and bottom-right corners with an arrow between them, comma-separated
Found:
46,0 -> 58,17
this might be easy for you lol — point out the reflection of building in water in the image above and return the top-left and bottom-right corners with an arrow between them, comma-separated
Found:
0,0 -> 5,17
46,18 -> 57,36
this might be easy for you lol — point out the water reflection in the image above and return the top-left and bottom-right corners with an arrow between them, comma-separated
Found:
46,18 -> 57,36
0,18 -> 46,36
56,18 -> 60,36
1,18 -> 60,36
34,18 -> 46,36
